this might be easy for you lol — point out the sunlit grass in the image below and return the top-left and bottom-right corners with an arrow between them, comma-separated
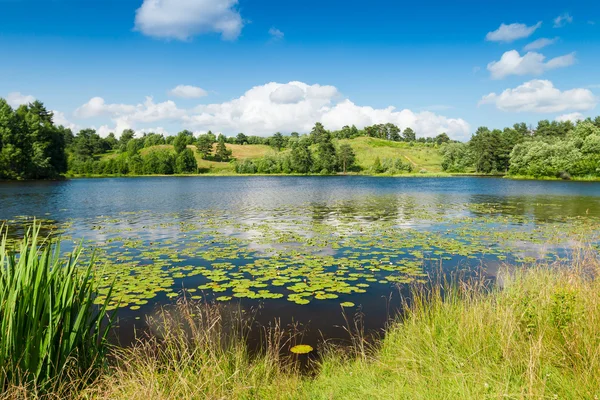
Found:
0,224 -> 114,392
5,243 -> 600,399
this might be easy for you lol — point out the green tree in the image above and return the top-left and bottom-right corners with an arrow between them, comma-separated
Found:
124,138 -> 143,158
105,132 -> 119,149
119,129 -> 135,152
215,135 -> 232,161
290,137 -> 313,173
337,143 -> 356,173
403,127 -> 416,142
310,122 -> 328,144
196,134 -> 214,159
372,156 -> 384,173
387,124 -> 402,141
175,148 -> 198,173
71,129 -> 105,160
236,133 -> 248,145
270,132 -> 285,151
441,142 -> 472,172
313,128 -> 337,173
435,133 -> 450,145
142,149 -> 175,175
173,132 -> 189,154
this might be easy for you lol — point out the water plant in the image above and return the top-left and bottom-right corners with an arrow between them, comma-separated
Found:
0,224 -> 114,389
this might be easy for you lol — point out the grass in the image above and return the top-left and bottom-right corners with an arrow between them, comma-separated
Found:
302,253 -> 600,399
90,300 -> 301,400
0,224 -> 114,392
4,242 -> 600,398
339,137 -> 444,172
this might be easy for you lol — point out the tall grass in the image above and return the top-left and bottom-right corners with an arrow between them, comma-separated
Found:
302,251 -> 600,399
4,243 -> 600,399
93,299 -> 300,400
0,224 -> 114,391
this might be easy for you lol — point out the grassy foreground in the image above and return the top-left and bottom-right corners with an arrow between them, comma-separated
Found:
3,249 -> 600,399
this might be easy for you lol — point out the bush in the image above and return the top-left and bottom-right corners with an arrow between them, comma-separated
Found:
234,159 -> 257,174
175,148 -> 198,174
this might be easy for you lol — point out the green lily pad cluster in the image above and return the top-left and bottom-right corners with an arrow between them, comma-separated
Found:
3,197 -> 599,312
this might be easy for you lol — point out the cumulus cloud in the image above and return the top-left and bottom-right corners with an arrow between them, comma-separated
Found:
268,27 -> 284,40
134,0 -> 243,41
487,50 -> 576,79
555,112 -> 585,122
75,96 -> 186,137
523,37 -> 558,51
168,85 -> 208,98
183,81 -> 471,139
6,92 -> 35,108
486,22 -> 542,43
554,13 -> 573,28
269,83 -> 306,104
479,79 -> 597,113
74,97 -> 137,118
96,125 -> 171,138
73,81 -> 471,140
52,110 -> 80,131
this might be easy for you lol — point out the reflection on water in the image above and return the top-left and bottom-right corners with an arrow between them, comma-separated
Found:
1,176 -> 600,348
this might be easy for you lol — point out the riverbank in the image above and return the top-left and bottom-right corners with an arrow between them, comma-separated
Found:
6,251 -> 600,399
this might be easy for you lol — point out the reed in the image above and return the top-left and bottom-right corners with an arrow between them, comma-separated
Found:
0,224 -> 114,390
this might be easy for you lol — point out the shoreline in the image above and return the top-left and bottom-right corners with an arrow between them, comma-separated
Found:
3,172 -> 600,182
59,173 -> 600,182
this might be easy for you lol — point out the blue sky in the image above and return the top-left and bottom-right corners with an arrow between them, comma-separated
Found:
1,0 -> 599,140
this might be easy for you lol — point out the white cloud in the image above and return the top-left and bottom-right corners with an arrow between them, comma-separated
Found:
523,37 -> 558,51
555,112 -> 584,122
321,101 -> 471,140
183,81 -> 471,140
52,110 -> 80,131
268,27 -> 284,40
168,85 -> 208,98
487,50 -> 576,79
269,83 -> 306,104
134,0 -> 243,41
96,125 -> 171,138
479,79 -> 597,113
75,96 -> 186,137
554,13 -> 573,28
486,22 -> 542,43
74,97 -> 137,118
6,92 -> 35,108
74,81 -> 472,140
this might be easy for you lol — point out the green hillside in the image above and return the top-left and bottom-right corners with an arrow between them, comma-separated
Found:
340,137 -> 444,172
98,137 -> 442,175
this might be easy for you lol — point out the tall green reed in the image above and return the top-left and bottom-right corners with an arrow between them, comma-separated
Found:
0,223 -> 114,389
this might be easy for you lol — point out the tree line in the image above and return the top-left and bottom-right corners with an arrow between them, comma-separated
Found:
441,117 -> 600,179
0,99 -> 68,179
3,96 -> 600,179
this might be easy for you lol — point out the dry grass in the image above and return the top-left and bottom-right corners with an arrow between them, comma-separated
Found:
339,137 -> 444,172
5,250 -> 600,399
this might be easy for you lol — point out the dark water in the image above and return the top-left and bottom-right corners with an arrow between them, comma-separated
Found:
2,176 -> 600,349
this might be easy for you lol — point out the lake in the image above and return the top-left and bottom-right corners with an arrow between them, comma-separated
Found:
2,176 -> 600,347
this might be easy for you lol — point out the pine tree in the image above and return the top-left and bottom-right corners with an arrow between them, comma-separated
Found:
215,135 -> 232,161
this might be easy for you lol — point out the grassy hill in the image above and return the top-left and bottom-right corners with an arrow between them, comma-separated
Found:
340,137 -> 443,173
100,137 -> 443,174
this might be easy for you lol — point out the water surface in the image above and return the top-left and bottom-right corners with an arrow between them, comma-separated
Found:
2,176 -> 600,347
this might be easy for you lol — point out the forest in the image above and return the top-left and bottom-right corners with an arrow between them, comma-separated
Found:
1,97 -> 600,179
